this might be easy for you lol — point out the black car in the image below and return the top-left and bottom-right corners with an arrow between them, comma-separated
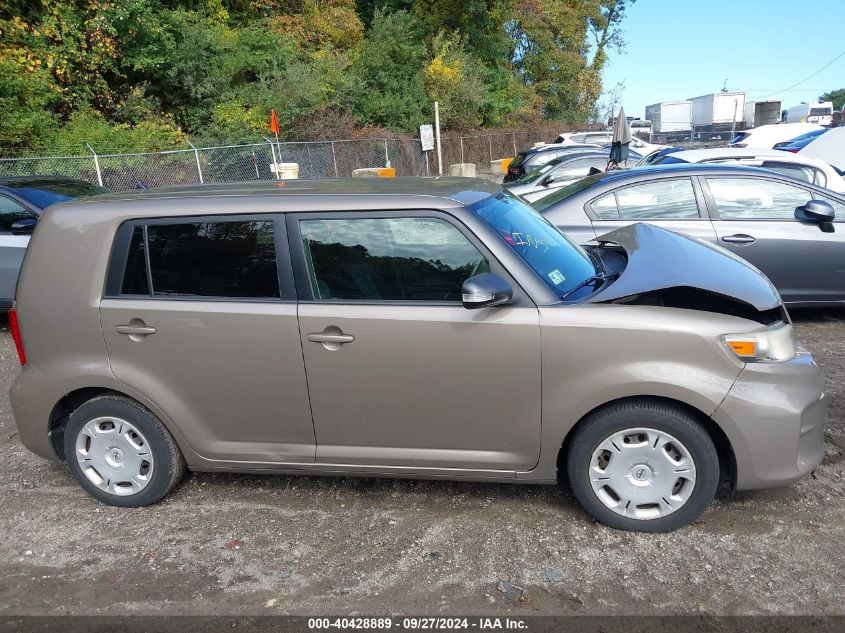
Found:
532,163 -> 845,306
505,144 -> 601,183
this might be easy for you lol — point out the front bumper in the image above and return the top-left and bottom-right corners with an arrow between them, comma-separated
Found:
712,346 -> 827,490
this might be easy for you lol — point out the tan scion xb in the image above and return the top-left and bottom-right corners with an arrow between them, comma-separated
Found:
9,178 -> 826,532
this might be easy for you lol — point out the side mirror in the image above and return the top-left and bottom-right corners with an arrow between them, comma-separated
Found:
10,218 -> 37,235
462,273 -> 513,309
541,174 -> 556,186
796,199 -> 835,223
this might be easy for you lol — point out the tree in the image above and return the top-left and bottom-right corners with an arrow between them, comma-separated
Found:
0,0 -> 633,150
820,88 -> 845,111
350,9 -> 431,130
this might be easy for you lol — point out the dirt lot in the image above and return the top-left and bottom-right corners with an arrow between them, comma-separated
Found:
0,311 -> 844,617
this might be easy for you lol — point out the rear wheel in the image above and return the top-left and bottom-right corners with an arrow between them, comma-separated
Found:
566,400 -> 719,532
64,395 -> 186,507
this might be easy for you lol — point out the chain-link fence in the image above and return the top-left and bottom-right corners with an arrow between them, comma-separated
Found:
0,126 -> 569,191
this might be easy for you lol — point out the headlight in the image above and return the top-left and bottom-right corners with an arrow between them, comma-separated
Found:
722,324 -> 796,363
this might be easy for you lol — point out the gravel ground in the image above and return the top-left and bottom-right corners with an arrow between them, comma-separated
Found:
0,311 -> 843,616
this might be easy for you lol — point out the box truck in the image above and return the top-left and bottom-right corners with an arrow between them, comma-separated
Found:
786,102 -> 834,126
743,100 -> 781,127
690,92 -> 746,134
645,101 -> 692,133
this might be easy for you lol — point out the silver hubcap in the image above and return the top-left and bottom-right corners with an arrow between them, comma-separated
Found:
74,417 -> 154,496
589,427 -> 696,520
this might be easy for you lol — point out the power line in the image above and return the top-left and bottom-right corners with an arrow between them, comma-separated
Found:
757,50 -> 845,99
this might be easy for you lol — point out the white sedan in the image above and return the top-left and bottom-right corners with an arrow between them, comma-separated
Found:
640,146 -> 845,193
555,131 -> 667,156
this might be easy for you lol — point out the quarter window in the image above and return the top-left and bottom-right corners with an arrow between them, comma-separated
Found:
300,217 -> 489,302
592,179 -> 699,220
121,226 -> 149,295
0,196 -> 36,232
118,219 -> 279,298
708,178 -> 811,220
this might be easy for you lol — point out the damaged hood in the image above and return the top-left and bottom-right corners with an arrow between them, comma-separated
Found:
587,223 -> 782,311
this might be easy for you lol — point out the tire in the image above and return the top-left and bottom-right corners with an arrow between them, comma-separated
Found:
566,399 -> 719,532
64,395 -> 186,507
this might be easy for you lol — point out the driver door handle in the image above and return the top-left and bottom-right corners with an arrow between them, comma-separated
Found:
721,234 -> 756,244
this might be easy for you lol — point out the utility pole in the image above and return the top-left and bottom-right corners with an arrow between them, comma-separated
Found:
434,101 -> 443,176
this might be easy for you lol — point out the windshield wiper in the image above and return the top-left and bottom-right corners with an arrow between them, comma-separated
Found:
560,271 -> 619,301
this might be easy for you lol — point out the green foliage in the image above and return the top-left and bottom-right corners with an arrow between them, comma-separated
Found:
51,109 -> 185,155
820,88 -> 845,110
351,9 -> 431,131
0,0 -> 633,152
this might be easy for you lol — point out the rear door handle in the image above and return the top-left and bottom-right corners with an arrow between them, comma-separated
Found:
721,234 -> 756,244
307,333 -> 354,344
115,324 -> 156,336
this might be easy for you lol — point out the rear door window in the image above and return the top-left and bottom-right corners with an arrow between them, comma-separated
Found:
113,218 -> 280,299
591,178 -> 700,220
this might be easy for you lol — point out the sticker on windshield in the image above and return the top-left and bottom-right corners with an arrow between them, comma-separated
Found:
548,269 -> 566,285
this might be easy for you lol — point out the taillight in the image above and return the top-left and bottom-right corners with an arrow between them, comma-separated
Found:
9,308 -> 26,366
786,148 -> 799,153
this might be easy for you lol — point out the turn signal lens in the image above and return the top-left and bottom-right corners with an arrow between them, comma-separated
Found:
727,340 -> 756,357
722,324 -> 796,363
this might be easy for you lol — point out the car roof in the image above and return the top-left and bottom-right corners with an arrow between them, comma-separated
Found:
669,147 -> 825,165
56,177 -> 502,209
0,175 -> 93,187
588,162 -> 806,183
523,143 -> 599,155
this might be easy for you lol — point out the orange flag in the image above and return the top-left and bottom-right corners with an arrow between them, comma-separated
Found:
269,109 -> 280,134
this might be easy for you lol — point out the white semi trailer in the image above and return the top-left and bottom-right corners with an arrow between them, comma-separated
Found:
645,101 -> 692,133
690,91 -> 746,134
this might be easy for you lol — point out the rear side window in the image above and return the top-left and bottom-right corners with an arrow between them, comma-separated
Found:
0,196 -> 37,232
121,227 -> 149,295
114,219 -> 280,299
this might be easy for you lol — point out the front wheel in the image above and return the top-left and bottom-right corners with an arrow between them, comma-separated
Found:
566,400 -> 719,532
64,395 -> 186,507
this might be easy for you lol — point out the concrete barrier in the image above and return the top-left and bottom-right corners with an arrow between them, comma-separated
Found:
352,167 -> 396,178
490,158 -> 513,174
448,163 -> 476,177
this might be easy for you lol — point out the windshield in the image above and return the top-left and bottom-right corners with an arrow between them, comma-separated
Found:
531,172 -> 615,212
509,152 -> 528,168
470,192 -> 597,299
787,129 -> 827,144
7,179 -> 107,209
650,155 -> 688,166
515,157 -> 563,184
